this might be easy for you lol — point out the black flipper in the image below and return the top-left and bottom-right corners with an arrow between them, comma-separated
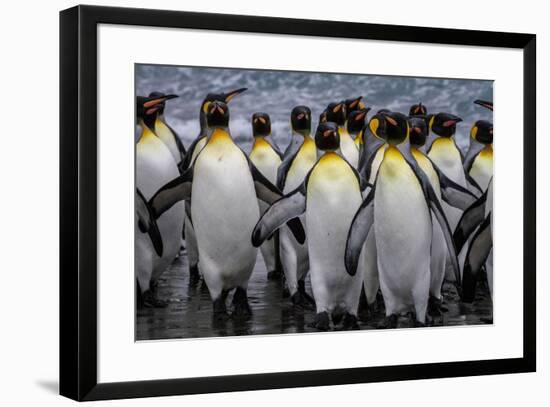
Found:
136,188 -> 163,257
164,121 -> 187,167
148,167 -> 193,219
428,158 -> 479,209
276,136 -> 305,190
357,129 -> 385,183
179,135 -> 206,172
397,141 -> 461,285
184,200 -> 193,227
453,190 -> 488,254
264,136 -> 284,159
345,186 -> 375,276
247,158 -> 285,204
252,183 -> 307,247
462,214 -> 493,303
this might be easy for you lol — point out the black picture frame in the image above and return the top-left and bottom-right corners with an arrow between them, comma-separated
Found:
59,4 -> 536,401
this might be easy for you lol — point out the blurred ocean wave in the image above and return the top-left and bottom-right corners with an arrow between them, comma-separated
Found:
136,64 -> 493,152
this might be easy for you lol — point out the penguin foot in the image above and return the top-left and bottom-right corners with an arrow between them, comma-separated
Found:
141,290 -> 168,308
310,312 -> 330,331
291,291 -> 315,311
298,280 -> 316,306
342,313 -> 360,330
213,291 -> 229,321
267,269 -> 283,281
232,287 -> 252,320
413,320 -> 426,328
189,264 -> 200,286
377,314 -> 398,329
282,286 -> 290,298
428,296 -> 448,317
459,301 -> 475,315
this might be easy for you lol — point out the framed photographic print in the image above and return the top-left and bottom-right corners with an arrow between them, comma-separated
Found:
59,4 -> 536,401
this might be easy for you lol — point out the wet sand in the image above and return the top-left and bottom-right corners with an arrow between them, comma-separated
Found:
136,250 -> 492,341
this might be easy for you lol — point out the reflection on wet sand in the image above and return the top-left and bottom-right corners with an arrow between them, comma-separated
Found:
136,252 -> 492,341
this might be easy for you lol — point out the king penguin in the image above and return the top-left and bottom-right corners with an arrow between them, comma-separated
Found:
276,106 -> 317,308
147,91 -> 186,167
408,117 -> 478,315
180,88 -> 248,285
135,94 -> 186,307
249,112 -> 284,280
464,99 -> 494,193
347,108 -> 370,151
324,101 -> 360,168
426,112 -> 471,282
190,100 -> 304,319
253,122 -> 365,330
345,111 -> 461,327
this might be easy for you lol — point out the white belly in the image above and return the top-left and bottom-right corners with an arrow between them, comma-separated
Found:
339,129 -> 359,168
155,119 -> 180,164
306,154 -> 363,313
192,134 -> 259,292
375,148 -> 431,312
428,137 -> 466,231
250,140 -> 282,272
136,134 -> 185,283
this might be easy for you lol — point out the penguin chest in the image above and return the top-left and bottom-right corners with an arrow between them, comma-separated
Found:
136,132 -> 180,197
154,119 -> 180,164
306,154 -> 362,268
339,129 -> 359,167
192,130 -> 260,257
412,149 -> 441,200
249,139 -> 282,183
470,145 -> 493,191
428,137 -> 466,185
285,137 -> 317,192
136,133 -> 184,266
374,147 -> 431,262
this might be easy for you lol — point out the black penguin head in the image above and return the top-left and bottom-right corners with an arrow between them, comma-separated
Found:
315,122 -> 340,151
409,102 -> 427,117
344,96 -> 365,118
252,112 -> 271,137
147,91 -> 172,115
474,99 -> 493,111
291,106 -> 312,134
408,116 -> 428,147
199,88 -> 247,129
205,100 -> 230,128
471,120 -> 493,144
137,93 -> 178,130
324,102 -> 347,126
347,108 -> 370,135
369,111 -> 409,145
429,113 -> 462,137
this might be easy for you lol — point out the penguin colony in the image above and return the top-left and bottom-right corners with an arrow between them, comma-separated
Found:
136,89 -> 493,330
